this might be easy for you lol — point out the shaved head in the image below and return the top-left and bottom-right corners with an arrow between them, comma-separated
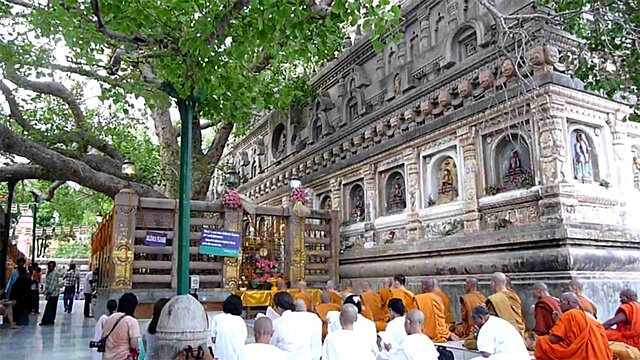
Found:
254,317 -> 273,336
320,290 -> 331,304
327,280 -> 336,290
361,281 -> 372,292
532,282 -> 550,300
405,309 -> 425,335
406,309 -> 424,325
295,299 -> 307,312
382,278 -> 391,287
298,280 -> 307,291
620,289 -> 638,304
340,303 -> 358,328
532,282 -> 548,292
560,292 -> 580,312
569,279 -> 583,293
466,278 -> 479,291
422,279 -> 437,293
491,272 -> 507,286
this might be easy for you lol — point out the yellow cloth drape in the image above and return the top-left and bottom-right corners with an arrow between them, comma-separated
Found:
234,289 -> 322,307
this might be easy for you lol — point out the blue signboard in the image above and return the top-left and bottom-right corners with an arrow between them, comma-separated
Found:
143,231 -> 168,247
199,228 -> 241,258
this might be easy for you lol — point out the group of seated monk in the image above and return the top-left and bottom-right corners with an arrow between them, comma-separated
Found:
287,273 -> 640,359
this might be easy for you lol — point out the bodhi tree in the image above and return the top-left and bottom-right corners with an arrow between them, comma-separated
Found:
0,0 -> 401,200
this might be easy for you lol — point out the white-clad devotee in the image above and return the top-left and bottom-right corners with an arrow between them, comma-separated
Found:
388,309 -> 439,360
294,299 -> 323,360
470,305 -> 530,360
211,295 -> 248,360
327,294 -> 378,354
237,317 -> 289,360
270,291 -> 317,359
378,298 -> 407,360
322,303 -> 377,360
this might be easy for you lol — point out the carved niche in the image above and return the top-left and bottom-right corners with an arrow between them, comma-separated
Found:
340,66 -> 369,126
486,133 -> 534,193
271,123 -> 287,160
319,194 -> 333,211
435,157 -> 459,205
347,184 -> 365,224
384,171 -> 406,215
309,91 -> 335,144
571,129 -> 599,184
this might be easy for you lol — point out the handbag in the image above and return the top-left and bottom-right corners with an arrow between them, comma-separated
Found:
89,314 -> 127,352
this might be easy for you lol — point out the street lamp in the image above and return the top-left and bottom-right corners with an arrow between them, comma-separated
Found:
225,168 -> 239,189
289,174 -> 302,190
121,160 -> 137,178
0,178 -> 17,290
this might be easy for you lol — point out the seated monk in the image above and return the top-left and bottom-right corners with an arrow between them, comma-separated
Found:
604,288 -> 640,350
360,280 -> 388,331
341,279 -> 354,298
276,278 -> 287,291
569,279 -> 598,318
532,282 -> 561,336
535,292 -> 612,360
432,279 -> 453,326
326,280 -> 343,305
389,274 -> 417,312
485,272 -> 526,338
316,290 -> 341,339
378,278 -> 392,306
415,279 -> 459,343
292,280 -> 314,312
457,277 -> 486,338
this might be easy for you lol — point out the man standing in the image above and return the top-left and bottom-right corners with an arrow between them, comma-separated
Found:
604,288 -> 640,349
485,272 -> 525,337
414,279 -> 458,343
322,303 -> 376,360
457,278 -> 486,338
569,279 -> 597,318
535,292 -> 611,359
389,274 -> 417,312
470,305 -> 530,359
237,317 -> 288,360
62,264 -> 80,313
39,261 -> 60,326
30,264 -> 42,314
83,268 -> 98,318
532,282 -> 561,336
387,310 -> 439,360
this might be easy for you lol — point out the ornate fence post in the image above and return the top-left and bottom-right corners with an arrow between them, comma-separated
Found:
287,212 -> 305,283
110,189 -> 138,289
222,208 -> 242,289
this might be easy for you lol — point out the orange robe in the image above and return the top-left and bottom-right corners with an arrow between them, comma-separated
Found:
293,291 -> 314,312
459,291 -> 487,337
534,296 -> 561,336
361,291 -> 388,331
434,289 -> 453,325
486,290 -> 526,337
341,289 -> 354,298
415,293 -> 450,343
328,289 -> 342,305
535,308 -> 612,360
389,288 -> 417,312
378,287 -> 392,306
606,301 -> 640,349
577,293 -> 598,318
316,303 -> 341,339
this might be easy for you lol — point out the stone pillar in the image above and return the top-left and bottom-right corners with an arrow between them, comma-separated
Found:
398,40 -> 407,66
363,165 -> 378,244
375,53 -> 385,79
536,97 -> 568,187
286,210 -> 305,283
458,127 -> 480,232
330,177 -> 342,213
222,208 -> 242,289
156,295 -> 210,358
608,112 -> 630,189
419,14 -> 431,51
404,148 -> 422,241
110,189 -> 137,289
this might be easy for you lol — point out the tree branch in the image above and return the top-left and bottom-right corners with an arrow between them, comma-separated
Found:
90,0 -> 154,46
0,80 -> 33,132
208,0 -> 252,45
25,180 -> 66,202
1,0 -> 40,9
0,164 -> 57,182
206,122 -> 234,162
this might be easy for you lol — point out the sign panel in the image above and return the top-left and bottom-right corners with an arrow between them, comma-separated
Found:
199,228 -> 241,258
143,231 -> 168,247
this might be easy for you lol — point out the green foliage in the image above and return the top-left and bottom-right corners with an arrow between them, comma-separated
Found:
54,240 -> 90,259
543,0 -> 640,119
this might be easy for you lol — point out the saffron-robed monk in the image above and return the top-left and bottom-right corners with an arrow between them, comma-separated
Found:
414,279 -> 458,343
569,279 -> 597,318
326,280 -> 343,305
378,278 -> 392,306
431,279 -> 453,326
457,278 -> 486,338
532,282 -> 561,336
360,280 -> 387,331
316,290 -> 341,339
388,274 -> 417,312
535,292 -> 611,360
604,288 -> 640,350
485,272 -> 526,337
293,280 -> 314,312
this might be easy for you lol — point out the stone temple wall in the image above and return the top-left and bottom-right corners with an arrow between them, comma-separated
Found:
230,0 -> 640,327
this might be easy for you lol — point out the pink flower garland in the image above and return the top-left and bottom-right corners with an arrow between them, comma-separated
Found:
224,190 -> 241,209
291,187 -> 308,204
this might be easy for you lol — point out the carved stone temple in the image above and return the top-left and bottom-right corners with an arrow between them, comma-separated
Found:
228,0 -> 640,324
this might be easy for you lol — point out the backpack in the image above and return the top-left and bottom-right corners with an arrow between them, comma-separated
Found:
436,346 -> 455,360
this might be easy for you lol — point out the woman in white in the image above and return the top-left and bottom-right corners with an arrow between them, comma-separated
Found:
270,292 -> 317,359
211,295 -> 248,360
326,294 -> 378,354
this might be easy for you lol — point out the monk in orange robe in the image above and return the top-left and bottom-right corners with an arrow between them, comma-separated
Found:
360,280 -> 388,331
486,272 -> 526,337
569,279 -> 598,318
535,292 -> 612,360
340,279 -> 354,298
604,289 -> 640,349
532,282 -> 561,336
415,279 -> 458,343
377,278 -> 392,306
326,280 -> 343,305
389,274 -> 417,312
316,290 -> 341,339
292,280 -> 314,312
434,285 -> 453,326
457,278 -> 486,337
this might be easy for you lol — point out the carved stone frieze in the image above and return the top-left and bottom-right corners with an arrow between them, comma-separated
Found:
425,218 -> 463,238
483,205 -> 540,230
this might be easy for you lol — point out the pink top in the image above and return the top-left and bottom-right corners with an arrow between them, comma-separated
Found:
102,313 -> 141,360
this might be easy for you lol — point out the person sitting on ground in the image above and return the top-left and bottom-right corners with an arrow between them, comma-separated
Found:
271,291 -> 317,358
293,280 -> 314,312
277,278 -> 287,292
327,294 -> 378,354
532,282 -> 561,336
322,303 -> 376,360
378,298 -> 407,360
457,278 -> 486,338
378,278 -> 392,306
211,294 -> 247,360
237,317 -> 288,360
535,292 -> 611,360
295,299 -> 322,360
143,297 -> 170,360
568,279 -> 597,318
102,293 -> 140,360
341,280 -> 354,298
389,274 -> 417,312
485,272 -> 525,337
387,309 -> 439,360
469,305 -> 530,359
326,280 -> 343,305
94,299 -> 118,344
431,279 -> 453,326
414,279 -> 458,343
604,288 -> 640,350
361,280 -> 387,331
316,290 -> 341,339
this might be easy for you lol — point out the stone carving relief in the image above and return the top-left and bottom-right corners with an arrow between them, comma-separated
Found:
483,206 -> 540,230
498,59 -> 516,86
349,184 -> 365,223
571,130 -> 597,183
271,123 -> 287,160
320,194 -> 333,210
489,133 -> 533,192
436,157 -> 459,204
310,91 -> 335,143
528,45 -> 564,75
385,171 -> 406,215
425,218 -> 463,238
